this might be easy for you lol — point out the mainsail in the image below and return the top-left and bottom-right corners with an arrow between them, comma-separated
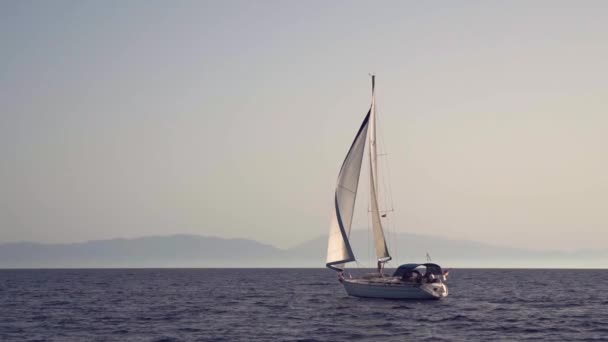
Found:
326,75 -> 391,271
325,110 -> 370,271
368,76 -> 391,262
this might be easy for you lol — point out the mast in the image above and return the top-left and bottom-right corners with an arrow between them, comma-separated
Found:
368,75 -> 391,267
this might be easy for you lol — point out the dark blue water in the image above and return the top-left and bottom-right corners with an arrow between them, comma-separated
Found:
1,269 -> 607,341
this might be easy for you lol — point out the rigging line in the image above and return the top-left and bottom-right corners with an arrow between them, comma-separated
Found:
375,99 -> 398,265
386,153 -> 399,264
366,176 -> 371,267
375,97 -> 396,212
377,110 -> 395,213
374,92 -> 388,261
384,150 -> 398,264
368,209 -> 394,213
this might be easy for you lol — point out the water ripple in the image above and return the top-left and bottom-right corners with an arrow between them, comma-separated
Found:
1,269 -> 607,341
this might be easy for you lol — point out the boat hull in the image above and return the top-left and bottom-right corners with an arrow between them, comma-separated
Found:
342,278 -> 448,300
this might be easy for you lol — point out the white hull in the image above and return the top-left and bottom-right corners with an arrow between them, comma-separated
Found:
342,277 -> 448,300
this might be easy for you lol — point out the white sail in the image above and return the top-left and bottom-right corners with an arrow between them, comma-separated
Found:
326,110 -> 370,271
369,76 -> 391,261
325,76 -> 450,300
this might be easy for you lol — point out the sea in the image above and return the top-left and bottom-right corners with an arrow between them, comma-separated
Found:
1,268 -> 607,341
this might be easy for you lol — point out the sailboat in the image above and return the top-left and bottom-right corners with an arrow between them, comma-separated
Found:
325,75 -> 448,300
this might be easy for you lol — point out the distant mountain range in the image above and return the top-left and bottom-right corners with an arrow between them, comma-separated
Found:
1,231 -> 606,268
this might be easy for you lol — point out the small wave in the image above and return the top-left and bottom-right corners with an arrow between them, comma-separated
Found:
415,314 -> 475,323
150,337 -> 182,342
391,305 -> 412,309
306,298 -> 322,304
44,300 -> 70,306
111,329 -> 129,335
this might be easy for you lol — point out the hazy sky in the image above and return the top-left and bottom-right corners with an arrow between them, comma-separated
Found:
2,0 -> 608,251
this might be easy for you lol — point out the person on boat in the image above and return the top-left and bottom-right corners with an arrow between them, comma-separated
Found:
415,271 -> 423,284
403,270 -> 422,283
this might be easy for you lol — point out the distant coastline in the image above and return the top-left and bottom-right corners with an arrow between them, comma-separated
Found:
1,231 -> 606,269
